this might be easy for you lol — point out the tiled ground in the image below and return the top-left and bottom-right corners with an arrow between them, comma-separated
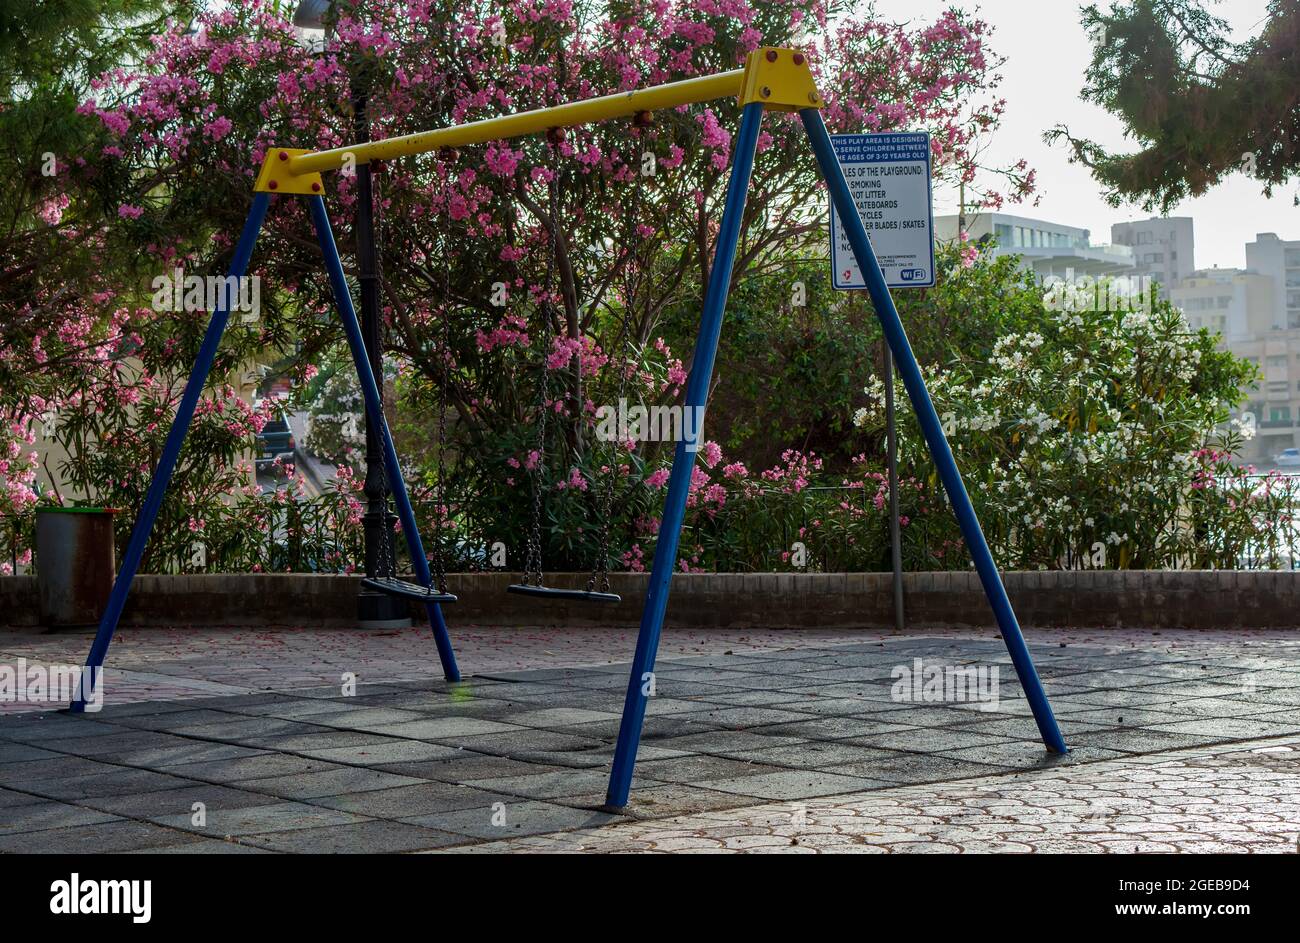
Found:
1,630 -> 1298,852
0,625 -> 866,711
451,738 -> 1300,853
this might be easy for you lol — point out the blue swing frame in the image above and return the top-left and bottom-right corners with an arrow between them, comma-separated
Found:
69,55 -> 1066,814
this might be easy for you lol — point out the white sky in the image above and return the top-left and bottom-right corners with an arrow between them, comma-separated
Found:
867,0 -> 1288,269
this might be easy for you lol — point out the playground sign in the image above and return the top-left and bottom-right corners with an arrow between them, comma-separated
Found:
829,132 -> 935,289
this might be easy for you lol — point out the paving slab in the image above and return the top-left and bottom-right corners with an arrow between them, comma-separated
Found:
625,754 -> 787,784
825,751 -> 1012,784
122,743 -> 272,769
0,742 -> 63,763
693,769 -> 887,801
0,786 -> 55,808
238,730 -> 395,752
940,742 -> 1128,768
170,717 -> 321,742
2,719 -> 135,741
238,820 -> 465,853
366,717 -> 527,740
757,716 -> 920,741
854,727 -> 1011,754
295,740 -> 464,765
77,783 -> 290,819
470,768 -> 661,801
18,767 -> 202,801
237,767 -> 425,800
121,837 -> 274,854
312,782 -> 514,817
736,742 -> 903,769
0,800 -> 120,833
162,753 -> 342,783
403,800 -> 622,839
0,755 -> 121,784
0,818 -> 196,853
148,801 -> 370,836
375,755 -> 568,782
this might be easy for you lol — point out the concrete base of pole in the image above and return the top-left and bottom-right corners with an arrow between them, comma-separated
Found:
357,591 -> 412,629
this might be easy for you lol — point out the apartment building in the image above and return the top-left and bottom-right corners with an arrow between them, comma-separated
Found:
934,212 -> 1136,280
1111,217 -> 1195,288
1169,268 -> 1282,463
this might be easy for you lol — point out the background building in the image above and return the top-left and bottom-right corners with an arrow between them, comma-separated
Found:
1111,217 -> 1195,289
934,212 -> 1136,280
1169,268 -> 1283,464
1245,233 -> 1300,330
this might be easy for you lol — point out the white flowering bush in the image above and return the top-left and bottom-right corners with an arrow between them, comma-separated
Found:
854,267 -> 1275,569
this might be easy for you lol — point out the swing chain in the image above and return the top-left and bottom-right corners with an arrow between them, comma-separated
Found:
429,139 -> 458,593
366,69 -> 454,597
522,135 -> 562,587
586,147 -> 643,594
367,174 -> 399,583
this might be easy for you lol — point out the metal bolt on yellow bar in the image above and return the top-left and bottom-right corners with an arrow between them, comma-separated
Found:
254,48 -> 821,191
253,148 -> 324,195
738,47 -> 823,111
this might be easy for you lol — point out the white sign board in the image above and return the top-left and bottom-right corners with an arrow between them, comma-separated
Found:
829,132 -> 935,290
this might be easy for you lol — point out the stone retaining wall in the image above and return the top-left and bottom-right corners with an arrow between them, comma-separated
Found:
2,570 -> 1298,630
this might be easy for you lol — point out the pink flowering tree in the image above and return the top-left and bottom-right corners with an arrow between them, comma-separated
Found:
0,0 -> 201,558
18,0 -> 1034,573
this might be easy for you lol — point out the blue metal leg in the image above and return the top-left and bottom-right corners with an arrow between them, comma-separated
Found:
604,102 -> 766,808
799,108 -> 1067,754
307,196 -> 461,682
70,193 -> 272,713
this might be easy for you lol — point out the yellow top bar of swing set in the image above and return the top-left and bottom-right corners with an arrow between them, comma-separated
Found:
254,47 -> 822,194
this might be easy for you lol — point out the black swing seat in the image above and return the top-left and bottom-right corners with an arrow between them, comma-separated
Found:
506,583 -> 621,604
360,576 -> 457,604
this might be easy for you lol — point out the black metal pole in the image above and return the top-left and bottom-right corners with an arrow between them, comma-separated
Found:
352,78 -> 411,628
884,343 -> 905,632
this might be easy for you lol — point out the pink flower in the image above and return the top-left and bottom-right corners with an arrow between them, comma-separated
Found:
203,116 -> 233,140
484,143 -> 520,177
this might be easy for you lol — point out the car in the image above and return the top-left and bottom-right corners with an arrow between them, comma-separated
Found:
256,409 -> 296,473
1274,447 -> 1300,468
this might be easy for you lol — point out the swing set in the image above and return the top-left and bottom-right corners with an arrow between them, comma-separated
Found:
70,48 -> 1067,809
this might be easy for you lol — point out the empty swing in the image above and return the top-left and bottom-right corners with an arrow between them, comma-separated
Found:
357,382 -> 458,603
360,150 -> 459,605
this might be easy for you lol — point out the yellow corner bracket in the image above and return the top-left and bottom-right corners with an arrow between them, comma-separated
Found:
254,147 -> 325,195
738,47 -> 823,112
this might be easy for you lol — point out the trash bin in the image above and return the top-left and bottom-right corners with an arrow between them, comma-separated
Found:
35,507 -> 118,628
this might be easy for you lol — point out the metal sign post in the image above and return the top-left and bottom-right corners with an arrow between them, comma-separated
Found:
830,131 -> 936,633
